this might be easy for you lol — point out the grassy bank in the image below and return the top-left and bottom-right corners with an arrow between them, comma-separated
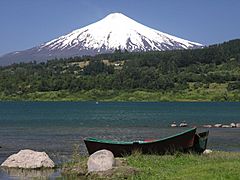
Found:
60,151 -> 240,179
127,151 -> 240,180
1,83 -> 240,101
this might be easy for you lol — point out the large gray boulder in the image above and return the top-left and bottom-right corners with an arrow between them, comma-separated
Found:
1,149 -> 55,169
87,149 -> 115,172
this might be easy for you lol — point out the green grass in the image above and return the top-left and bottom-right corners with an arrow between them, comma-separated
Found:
1,83 -> 240,101
60,151 -> 240,179
127,151 -> 240,180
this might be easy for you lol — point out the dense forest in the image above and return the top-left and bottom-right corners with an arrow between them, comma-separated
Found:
0,39 -> 240,101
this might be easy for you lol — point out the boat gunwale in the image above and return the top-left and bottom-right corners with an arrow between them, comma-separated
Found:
84,127 -> 196,145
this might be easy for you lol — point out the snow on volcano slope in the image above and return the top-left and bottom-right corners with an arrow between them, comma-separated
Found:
0,13 -> 203,66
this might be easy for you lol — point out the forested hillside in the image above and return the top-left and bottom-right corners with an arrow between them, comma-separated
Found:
0,39 -> 240,101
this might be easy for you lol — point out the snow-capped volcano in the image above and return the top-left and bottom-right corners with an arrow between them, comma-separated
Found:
0,13 -> 203,66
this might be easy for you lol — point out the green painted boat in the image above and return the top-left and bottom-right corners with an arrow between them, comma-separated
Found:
84,128 -> 197,157
193,130 -> 209,153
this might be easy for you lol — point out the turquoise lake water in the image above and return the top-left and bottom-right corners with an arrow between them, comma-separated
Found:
0,102 -> 239,178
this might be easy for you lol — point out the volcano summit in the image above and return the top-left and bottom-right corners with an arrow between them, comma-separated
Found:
0,13 -> 203,66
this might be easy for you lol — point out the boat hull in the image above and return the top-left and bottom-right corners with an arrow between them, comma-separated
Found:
193,130 -> 209,153
84,128 -> 197,157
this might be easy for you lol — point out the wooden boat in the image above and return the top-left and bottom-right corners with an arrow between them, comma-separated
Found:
193,130 -> 209,153
84,128 -> 197,157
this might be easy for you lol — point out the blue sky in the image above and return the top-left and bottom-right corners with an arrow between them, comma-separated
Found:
0,0 -> 239,55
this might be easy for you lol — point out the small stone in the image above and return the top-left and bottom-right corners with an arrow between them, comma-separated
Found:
87,149 -> 115,172
222,125 -> 231,128
170,122 -> 177,127
230,123 -> 236,128
1,149 -> 54,169
236,123 -> 240,128
203,149 -> 213,154
214,124 -> 222,128
203,125 -> 212,128
179,122 -> 188,127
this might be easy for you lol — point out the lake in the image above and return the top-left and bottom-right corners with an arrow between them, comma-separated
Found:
0,102 -> 239,178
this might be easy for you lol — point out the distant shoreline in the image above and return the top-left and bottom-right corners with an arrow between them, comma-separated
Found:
1,89 -> 240,102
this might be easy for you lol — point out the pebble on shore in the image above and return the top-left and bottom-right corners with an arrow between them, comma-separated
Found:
203,149 -> 213,155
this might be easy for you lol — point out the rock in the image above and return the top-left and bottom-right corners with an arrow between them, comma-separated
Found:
236,123 -> 240,128
230,123 -> 236,128
179,121 -> 188,127
222,125 -> 231,128
203,149 -> 213,154
203,125 -> 212,128
87,149 -> 115,172
214,124 -> 222,128
62,157 -> 139,179
170,122 -> 177,127
87,158 -> 139,179
1,149 -> 55,169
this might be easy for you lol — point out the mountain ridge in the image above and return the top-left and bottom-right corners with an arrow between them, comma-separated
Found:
0,13 -> 203,66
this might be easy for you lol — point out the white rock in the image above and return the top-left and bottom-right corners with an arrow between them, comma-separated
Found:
230,123 -> 236,128
214,124 -> 222,128
1,149 -> 54,169
87,149 -> 115,172
170,123 -> 177,127
222,125 -> 231,128
236,123 -> 240,128
203,149 -> 213,154
179,122 -> 188,127
203,125 -> 212,128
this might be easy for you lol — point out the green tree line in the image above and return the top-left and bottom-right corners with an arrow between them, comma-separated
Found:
0,39 -> 240,100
